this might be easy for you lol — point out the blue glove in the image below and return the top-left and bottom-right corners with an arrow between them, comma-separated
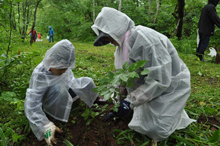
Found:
104,100 -> 131,121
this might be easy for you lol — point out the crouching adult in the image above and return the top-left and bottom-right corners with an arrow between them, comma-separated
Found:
91,7 -> 196,146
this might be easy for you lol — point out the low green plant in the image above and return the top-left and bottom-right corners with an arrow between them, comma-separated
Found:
0,127 -> 7,146
63,138 -> 74,146
93,60 -> 149,103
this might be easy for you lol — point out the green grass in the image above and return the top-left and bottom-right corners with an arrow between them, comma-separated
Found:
0,38 -> 220,145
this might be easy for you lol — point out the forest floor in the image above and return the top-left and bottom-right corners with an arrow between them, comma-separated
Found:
22,100 -> 134,146
20,98 -> 220,146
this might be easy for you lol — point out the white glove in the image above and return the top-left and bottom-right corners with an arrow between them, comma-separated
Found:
44,122 -> 63,146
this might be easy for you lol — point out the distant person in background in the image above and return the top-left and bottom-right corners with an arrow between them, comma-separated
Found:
196,0 -> 220,62
37,33 -> 42,41
28,27 -> 37,42
48,26 -> 55,43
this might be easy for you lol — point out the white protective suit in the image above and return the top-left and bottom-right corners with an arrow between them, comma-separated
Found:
91,7 -> 196,142
24,39 -> 98,141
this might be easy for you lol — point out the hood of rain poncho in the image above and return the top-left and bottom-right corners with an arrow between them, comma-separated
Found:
49,26 -> 52,29
91,7 -> 135,47
209,0 -> 220,6
43,39 -> 75,71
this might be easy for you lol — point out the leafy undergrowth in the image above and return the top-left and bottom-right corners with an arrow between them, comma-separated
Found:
1,40 -> 220,145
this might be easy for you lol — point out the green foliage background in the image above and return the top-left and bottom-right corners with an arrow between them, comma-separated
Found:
1,0 -> 220,145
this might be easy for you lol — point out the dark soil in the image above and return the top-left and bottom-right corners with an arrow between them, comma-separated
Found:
22,100 -> 134,146
197,114 -> 220,131
20,100 -> 220,146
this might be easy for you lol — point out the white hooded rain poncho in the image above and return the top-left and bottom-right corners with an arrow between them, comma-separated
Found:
24,39 -> 98,141
91,7 -> 196,142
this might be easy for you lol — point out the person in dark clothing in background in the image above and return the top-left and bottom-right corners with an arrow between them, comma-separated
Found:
197,0 -> 220,62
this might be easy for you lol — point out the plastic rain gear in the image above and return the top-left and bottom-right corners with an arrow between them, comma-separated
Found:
91,7 -> 196,142
48,26 -> 54,36
48,26 -> 55,42
24,39 -> 98,141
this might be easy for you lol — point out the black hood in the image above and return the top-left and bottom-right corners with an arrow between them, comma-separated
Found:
209,0 -> 220,6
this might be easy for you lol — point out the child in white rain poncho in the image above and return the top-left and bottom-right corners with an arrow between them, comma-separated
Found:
91,7 -> 196,145
24,39 -> 98,145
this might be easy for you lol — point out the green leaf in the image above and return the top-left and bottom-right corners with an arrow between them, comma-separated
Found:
122,61 -> 129,70
104,92 -> 112,100
0,91 -> 18,103
86,119 -> 93,125
100,78 -> 110,83
141,68 -> 150,75
12,133 -> 20,143
63,138 -> 74,146
208,130 -> 220,143
1,91 -> 16,98
128,72 -> 139,78
128,60 -> 147,72
111,76 -> 120,85
120,74 -> 129,82
92,88 -> 99,93
0,128 -> 7,146
170,135 -> 194,146
100,89 -> 110,96
81,109 -> 90,120
108,71 -> 114,79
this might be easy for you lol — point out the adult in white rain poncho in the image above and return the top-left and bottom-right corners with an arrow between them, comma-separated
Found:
91,7 -> 196,145
24,39 -> 98,145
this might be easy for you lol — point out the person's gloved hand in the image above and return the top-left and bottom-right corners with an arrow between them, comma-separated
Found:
44,122 -> 63,146
104,100 -> 131,121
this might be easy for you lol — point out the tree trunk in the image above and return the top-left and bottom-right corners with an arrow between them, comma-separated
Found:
153,0 -> 160,24
148,0 -> 153,21
93,0 -> 95,22
30,0 -> 42,45
118,0 -> 122,11
176,0 -> 185,39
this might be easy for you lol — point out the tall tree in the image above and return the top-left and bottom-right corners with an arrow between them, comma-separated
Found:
30,0 -> 41,45
148,0 -> 153,21
172,0 -> 185,39
153,0 -> 160,24
176,0 -> 185,39
118,0 -> 122,11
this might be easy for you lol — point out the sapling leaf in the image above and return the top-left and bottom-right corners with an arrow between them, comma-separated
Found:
116,68 -> 124,74
128,72 -> 139,78
92,88 -> 99,92
141,68 -> 150,75
91,111 -> 96,118
104,92 -> 112,100
120,73 -> 129,82
111,76 -> 120,85
81,109 -> 90,120
128,60 -> 147,72
108,71 -> 114,79
109,88 -> 115,92
86,119 -> 93,125
100,89 -> 110,96
122,61 -> 129,70
100,78 -> 110,83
